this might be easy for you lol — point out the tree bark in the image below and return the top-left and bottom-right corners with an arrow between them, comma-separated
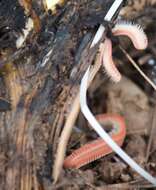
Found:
0,0 -> 115,189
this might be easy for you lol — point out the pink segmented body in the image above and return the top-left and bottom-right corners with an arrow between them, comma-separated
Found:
102,38 -> 121,82
64,114 -> 126,169
102,21 -> 148,82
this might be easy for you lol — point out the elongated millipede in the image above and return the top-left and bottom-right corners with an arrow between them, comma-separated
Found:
64,114 -> 126,169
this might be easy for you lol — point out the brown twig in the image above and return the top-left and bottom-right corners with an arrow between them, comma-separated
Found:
145,103 -> 156,162
119,45 -> 156,91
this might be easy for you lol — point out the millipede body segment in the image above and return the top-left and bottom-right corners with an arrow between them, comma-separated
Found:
64,114 -> 126,169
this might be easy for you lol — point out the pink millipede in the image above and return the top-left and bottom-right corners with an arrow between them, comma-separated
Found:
112,21 -> 148,50
102,38 -> 121,83
102,21 -> 148,82
63,21 -> 147,170
63,114 -> 126,169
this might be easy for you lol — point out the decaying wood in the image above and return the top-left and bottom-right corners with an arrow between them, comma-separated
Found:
53,43 -> 104,183
0,0 -> 115,189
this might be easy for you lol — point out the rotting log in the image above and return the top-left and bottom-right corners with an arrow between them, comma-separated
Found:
0,0 -> 115,189
0,0 -> 155,189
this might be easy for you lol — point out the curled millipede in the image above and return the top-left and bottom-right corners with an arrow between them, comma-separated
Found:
64,114 -> 126,169
102,39 -> 121,83
112,21 -> 148,50
102,21 -> 148,82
